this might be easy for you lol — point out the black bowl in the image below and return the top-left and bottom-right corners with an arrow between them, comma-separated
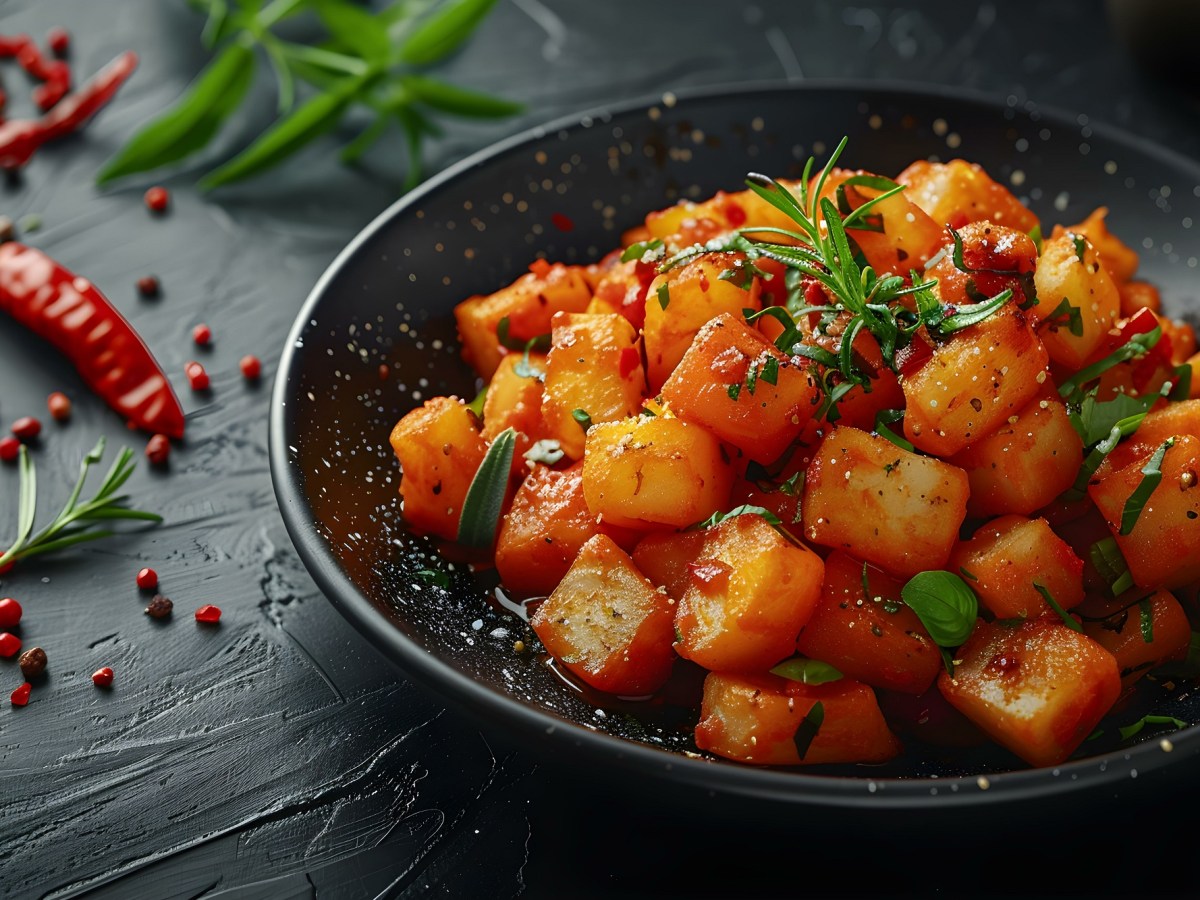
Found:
270,81 -> 1200,811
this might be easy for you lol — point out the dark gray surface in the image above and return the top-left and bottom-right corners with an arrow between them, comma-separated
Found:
1,2 -> 1198,898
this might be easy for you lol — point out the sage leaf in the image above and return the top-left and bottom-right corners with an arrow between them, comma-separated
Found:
456,427 -> 516,549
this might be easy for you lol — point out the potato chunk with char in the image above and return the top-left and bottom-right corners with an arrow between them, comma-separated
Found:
583,415 -> 734,529
390,396 -> 488,541
669,514 -> 826,672
695,671 -> 901,766
796,552 -> 940,695
531,534 -> 676,696
897,159 -> 1039,231
1051,206 -> 1138,283
802,426 -> 969,578
901,305 -> 1049,457
926,221 -> 1037,309
1079,589 -> 1191,692
661,313 -> 820,464
938,618 -> 1120,767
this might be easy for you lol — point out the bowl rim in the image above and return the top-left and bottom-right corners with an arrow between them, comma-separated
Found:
268,77 -> 1200,810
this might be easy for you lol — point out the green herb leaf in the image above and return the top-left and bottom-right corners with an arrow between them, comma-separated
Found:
571,409 -> 593,432
314,0 -> 392,63
1120,438 -> 1175,535
900,571 -> 979,647
1139,597 -> 1154,643
400,74 -> 523,117
97,42 -> 257,184
727,382 -> 741,401
1072,233 -> 1088,263
656,282 -> 671,311
1047,297 -> 1084,337
873,408 -> 915,453
1118,714 -> 1187,741
1058,326 -> 1162,402
619,238 -> 664,264
456,427 -> 515,548
1033,581 -> 1082,632
398,0 -> 499,65
792,700 -> 824,760
416,568 -> 451,589
693,504 -> 782,530
1089,536 -> 1133,597
1028,223 -> 1043,255
771,657 -> 843,685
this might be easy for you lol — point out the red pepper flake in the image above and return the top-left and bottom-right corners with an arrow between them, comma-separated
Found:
16,42 -> 49,79
0,631 -> 21,658
11,416 -> 41,440
10,682 -> 31,706
239,355 -> 261,381
91,666 -> 114,687
47,391 -> 71,421
47,27 -> 70,56
618,346 -> 641,379
528,258 -> 552,278
0,436 -> 19,462
0,598 -> 21,629
698,272 -> 710,293
723,200 -> 747,228
144,186 -> 169,213
136,567 -> 158,590
185,361 -> 210,391
136,275 -> 160,298
550,213 -> 574,233
144,433 -> 170,465
192,323 -> 212,346
377,363 -> 390,381
194,604 -> 221,624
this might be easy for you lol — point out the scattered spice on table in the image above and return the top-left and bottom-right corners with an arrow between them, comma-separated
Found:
185,361 -> 209,391
239,355 -> 261,381
46,27 -> 69,57
0,242 -> 185,438
46,391 -> 71,421
0,597 -> 20,628
0,632 -> 21,657
192,323 -> 211,346
10,682 -> 30,706
143,185 -> 168,212
91,666 -> 113,687
11,416 -> 40,440
144,594 -> 173,619
144,433 -> 170,465
136,567 -> 158,590
194,604 -> 221,624
18,646 -> 45,679
136,275 -> 160,298
0,436 -> 18,462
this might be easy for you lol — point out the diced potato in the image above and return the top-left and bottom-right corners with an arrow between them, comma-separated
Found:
1119,280 -> 1161,317
902,305 -> 1049,457
1088,434 -> 1200,590
728,432 -> 818,539
643,195 -> 735,250
938,618 -> 1120,767
632,528 -> 707,600
695,671 -> 902,766
802,426 -> 969,578
454,263 -> 592,379
877,685 -> 988,748
1156,312 -> 1197,364
1079,589 -> 1191,691
1052,207 -> 1138,283
541,312 -> 646,461
949,388 -> 1082,517
949,516 -> 1085,621
390,396 -> 489,541
926,221 -> 1038,309
672,514 -> 825,672
814,168 -> 945,273
482,353 -> 549,459
1031,232 -> 1121,370
582,415 -> 734,529
1136,399 -> 1200,446
796,551 -> 941,695
643,252 -> 762,391
896,159 -> 1039,231
660,313 -> 820,464
530,534 -> 676,695
495,462 -> 641,597
589,257 -> 656,330
807,327 -> 907,432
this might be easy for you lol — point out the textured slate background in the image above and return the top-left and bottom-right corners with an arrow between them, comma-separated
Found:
1,1 -> 1198,898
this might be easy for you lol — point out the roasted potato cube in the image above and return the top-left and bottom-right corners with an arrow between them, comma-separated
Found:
796,551 -> 941,695
1052,206 -> 1138,283
530,534 -> 676,695
1031,232 -> 1121,370
802,426 -> 969,578
949,389 -> 1083,518
660,313 -> 820,464
1079,589 -> 1191,691
582,415 -> 734,529
695,671 -> 902,766
454,263 -> 591,379
1088,434 -> 1200,590
390,396 -> 488,541
902,305 -> 1049,457
938,618 -> 1120,767
496,462 -> 641,597
643,252 -> 762,391
482,353 -> 549,455
949,516 -> 1085,621
896,159 -> 1039,231
541,312 -> 646,461
672,514 -> 825,672
925,222 -> 1038,309
1119,280 -> 1161,317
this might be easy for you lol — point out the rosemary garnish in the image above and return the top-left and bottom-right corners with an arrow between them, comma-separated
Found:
0,439 -> 162,569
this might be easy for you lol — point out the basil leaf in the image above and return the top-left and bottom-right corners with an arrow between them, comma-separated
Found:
398,0 -> 499,66
1033,582 -> 1082,632
201,73 -> 368,188
1120,438 -> 1175,535
900,571 -> 978,647
792,700 -> 824,761
771,658 -> 843,685
97,42 -> 257,184
401,74 -> 523,118
456,427 -> 515,548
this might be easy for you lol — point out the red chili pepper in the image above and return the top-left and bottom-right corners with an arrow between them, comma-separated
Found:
0,51 -> 136,170
0,242 -> 186,438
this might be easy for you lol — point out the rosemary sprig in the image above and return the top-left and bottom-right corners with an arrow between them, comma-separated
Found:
0,439 -> 162,569
658,136 -> 1014,422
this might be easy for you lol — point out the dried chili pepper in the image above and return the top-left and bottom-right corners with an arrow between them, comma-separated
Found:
0,50 -> 136,171
0,242 -> 185,438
